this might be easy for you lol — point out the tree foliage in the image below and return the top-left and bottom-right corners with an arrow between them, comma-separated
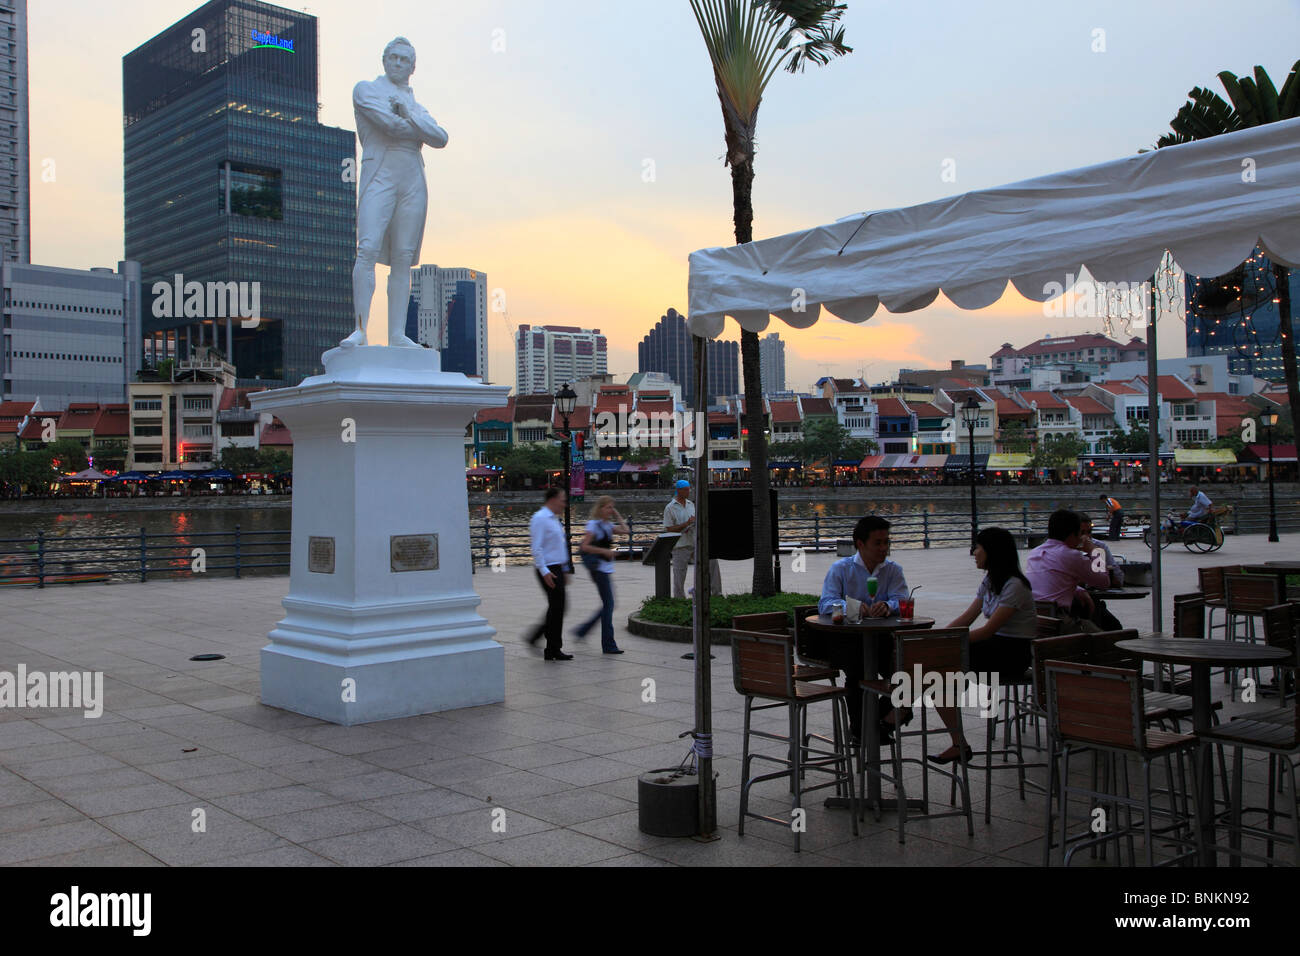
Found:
46,438 -> 89,473
1031,433 -> 1089,471
998,420 -> 1032,455
787,417 -> 875,466
1105,424 -> 1163,455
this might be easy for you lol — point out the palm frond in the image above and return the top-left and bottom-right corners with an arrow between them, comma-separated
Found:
689,0 -> 787,125
758,0 -> 853,73
1154,85 -> 1238,148
1277,59 -> 1300,119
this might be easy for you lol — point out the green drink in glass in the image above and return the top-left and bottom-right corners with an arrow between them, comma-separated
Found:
866,576 -> 878,601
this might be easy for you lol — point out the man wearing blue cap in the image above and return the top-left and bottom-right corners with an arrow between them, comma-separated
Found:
663,478 -> 720,599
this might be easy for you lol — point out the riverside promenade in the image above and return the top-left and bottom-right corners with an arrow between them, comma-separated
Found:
0,534 -> 1290,867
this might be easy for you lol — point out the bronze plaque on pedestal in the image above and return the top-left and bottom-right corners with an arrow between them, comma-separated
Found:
391,534 -> 439,572
308,536 -> 335,574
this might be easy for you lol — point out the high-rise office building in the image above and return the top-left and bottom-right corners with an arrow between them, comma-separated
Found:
1186,247 -> 1297,380
2,261 -> 143,406
0,1 -> 28,264
515,325 -> 607,395
124,0 -> 355,387
707,338 -> 739,405
638,306 -> 739,405
408,265 -> 488,378
638,307 -> 692,401
759,332 -> 786,393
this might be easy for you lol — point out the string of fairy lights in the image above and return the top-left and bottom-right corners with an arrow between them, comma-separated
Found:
1088,248 -> 1292,377
1185,248 -> 1289,376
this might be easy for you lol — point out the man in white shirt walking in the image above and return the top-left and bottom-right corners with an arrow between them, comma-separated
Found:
529,487 -> 573,661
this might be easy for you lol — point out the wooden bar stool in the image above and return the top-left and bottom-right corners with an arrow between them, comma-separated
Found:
1046,661 -> 1202,867
859,627 -> 975,843
732,630 -> 858,852
1224,574 -> 1284,698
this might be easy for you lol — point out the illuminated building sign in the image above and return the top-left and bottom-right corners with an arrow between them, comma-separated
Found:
251,29 -> 294,52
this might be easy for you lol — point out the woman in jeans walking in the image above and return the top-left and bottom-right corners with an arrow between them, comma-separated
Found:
575,495 -> 628,654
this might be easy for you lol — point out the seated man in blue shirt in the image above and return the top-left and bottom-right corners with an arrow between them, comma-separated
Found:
815,515 -> 911,744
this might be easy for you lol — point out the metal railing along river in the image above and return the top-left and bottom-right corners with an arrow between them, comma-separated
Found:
3,501 -> 1294,586
0,525 -> 290,587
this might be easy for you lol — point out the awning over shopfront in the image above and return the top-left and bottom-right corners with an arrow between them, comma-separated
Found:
708,460 -> 749,470
859,454 -> 886,470
769,460 -> 801,469
620,460 -> 663,473
944,454 -> 989,473
583,459 -> 625,473
1173,449 -> 1238,467
1240,443 -> 1297,464
466,466 -> 501,477
987,453 -> 1032,471
884,453 -> 948,469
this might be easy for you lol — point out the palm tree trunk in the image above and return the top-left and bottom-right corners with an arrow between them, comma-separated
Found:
1275,263 -> 1300,438
728,144 -> 775,596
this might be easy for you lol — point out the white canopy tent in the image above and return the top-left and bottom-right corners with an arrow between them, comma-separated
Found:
686,115 -> 1299,632
688,117 -> 1300,334
679,118 -> 1299,837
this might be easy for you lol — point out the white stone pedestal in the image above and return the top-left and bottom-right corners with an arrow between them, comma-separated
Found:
247,345 -> 509,725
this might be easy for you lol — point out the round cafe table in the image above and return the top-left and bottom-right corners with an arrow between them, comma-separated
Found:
1115,637 -> 1291,866
804,614 -> 935,812
1088,588 -> 1149,600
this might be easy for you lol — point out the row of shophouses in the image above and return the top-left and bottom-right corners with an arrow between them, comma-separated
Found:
0,351 -> 292,471
1,348 -> 1291,482
469,365 -> 1293,480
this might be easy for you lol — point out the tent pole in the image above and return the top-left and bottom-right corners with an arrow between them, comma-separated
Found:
1147,272 -> 1162,635
692,331 -> 716,836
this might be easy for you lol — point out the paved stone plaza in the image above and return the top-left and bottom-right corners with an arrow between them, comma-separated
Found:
0,533 -> 1291,866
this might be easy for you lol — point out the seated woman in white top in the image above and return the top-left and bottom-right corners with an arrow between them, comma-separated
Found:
932,527 -> 1037,764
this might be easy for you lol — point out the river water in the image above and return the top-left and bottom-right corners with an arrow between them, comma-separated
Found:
0,495 -> 1083,538
0,491 -> 1149,581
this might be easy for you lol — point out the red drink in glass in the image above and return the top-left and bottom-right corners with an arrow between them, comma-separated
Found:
899,597 -> 915,622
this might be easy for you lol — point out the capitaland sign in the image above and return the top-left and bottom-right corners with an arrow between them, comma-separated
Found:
251,29 -> 294,52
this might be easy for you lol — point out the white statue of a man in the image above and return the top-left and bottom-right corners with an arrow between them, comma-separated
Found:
341,36 -> 449,349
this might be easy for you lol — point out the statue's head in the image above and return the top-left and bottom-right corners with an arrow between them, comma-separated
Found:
383,37 -> 416,84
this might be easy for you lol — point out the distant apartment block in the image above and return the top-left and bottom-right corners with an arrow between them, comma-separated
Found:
759,332 -> 786,393
515,325 -> 608,395
990,334 -> 1144,386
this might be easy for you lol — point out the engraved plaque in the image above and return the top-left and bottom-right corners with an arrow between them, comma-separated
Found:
308,536 -> 335,574
390,534 -> 438,572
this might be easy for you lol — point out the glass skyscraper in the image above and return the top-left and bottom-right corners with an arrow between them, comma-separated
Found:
1186,247 -> 1297,381
442,280 -> 479,377
123,0 -> 355,386
0,0 -> 28,264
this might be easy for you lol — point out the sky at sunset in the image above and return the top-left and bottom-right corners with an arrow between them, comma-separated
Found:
27,0 -> 1300,392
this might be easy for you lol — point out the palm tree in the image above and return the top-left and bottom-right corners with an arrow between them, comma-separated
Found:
1155,61 -> 1300,437
691,0 -> 851,596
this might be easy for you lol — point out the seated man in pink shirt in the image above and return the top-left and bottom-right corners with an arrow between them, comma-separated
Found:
1025,509 -> 1111,632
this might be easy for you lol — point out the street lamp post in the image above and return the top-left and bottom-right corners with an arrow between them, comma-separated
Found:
961,397 -> 981,547
555,382 -> 578,566
1263,409 -> 1279,543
